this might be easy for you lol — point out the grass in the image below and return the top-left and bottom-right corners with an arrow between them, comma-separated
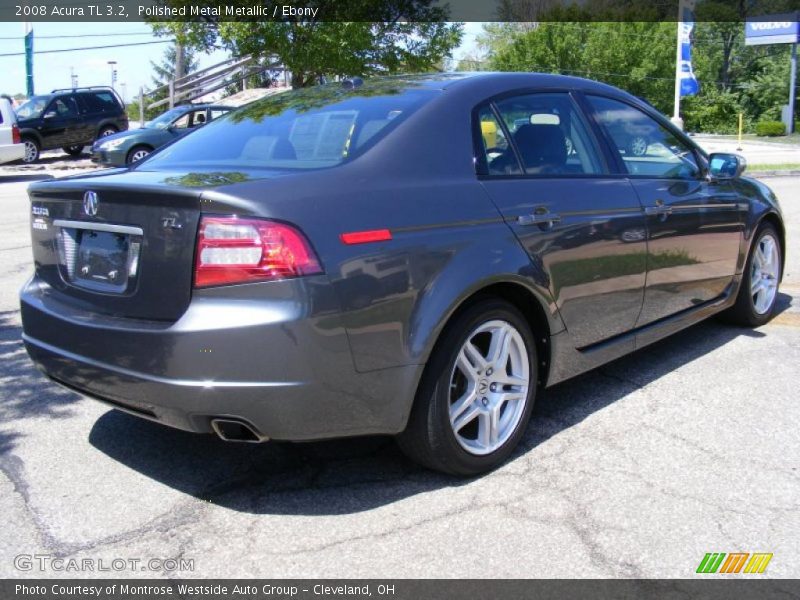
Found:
707,133 -> 800,145
748,163 -> 800,172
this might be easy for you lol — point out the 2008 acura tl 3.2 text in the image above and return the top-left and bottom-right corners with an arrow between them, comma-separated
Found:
20,73 -> 785,475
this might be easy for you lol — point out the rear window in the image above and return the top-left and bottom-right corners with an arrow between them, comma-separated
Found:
142,81 -> 437,171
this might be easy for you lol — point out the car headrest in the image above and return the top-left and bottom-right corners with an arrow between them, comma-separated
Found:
513,124 -> 567,171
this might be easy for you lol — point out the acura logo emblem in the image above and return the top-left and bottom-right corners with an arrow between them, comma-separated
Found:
83,191 -> 98,216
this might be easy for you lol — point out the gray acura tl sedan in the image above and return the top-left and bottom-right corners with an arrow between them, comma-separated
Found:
20,73 -> 785,475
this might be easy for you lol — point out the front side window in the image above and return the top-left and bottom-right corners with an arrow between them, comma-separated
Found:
142,81 -> 436,171
479,93 -> 603,176
49,97 -> 78,117
586,95 -> 701,179
171,112 -> 193,129
16,96 -> 48,119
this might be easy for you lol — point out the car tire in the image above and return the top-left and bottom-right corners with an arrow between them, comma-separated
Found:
97,126 -> 117,139
62,145 -> 84,157
126,146 -> 152,165
723,222 -> 782,327
397,299 -> 537,476
21,137 -> 40,163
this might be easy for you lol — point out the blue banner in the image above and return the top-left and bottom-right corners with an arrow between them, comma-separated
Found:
679,2 -> 699,97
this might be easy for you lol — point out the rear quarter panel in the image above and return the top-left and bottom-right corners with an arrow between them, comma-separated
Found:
202,83 -> 564,374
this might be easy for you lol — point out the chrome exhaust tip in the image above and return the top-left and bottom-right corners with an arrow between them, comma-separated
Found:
210,418 -> 269,443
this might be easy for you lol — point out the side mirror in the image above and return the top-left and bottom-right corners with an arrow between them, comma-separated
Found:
708,152 -> 746,180
43,111 -> 56,119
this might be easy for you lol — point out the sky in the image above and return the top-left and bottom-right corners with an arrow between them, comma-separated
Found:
0,21 -> 484,100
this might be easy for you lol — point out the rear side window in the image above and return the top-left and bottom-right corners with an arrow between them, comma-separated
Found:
586,95 -> 701,179
142,82 -> 437,171
478,93 -> 603,176
477,106 -> 520,175
80,92 -> 119,113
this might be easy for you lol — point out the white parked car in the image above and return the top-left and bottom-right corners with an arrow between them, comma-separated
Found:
0,95 -> 24,164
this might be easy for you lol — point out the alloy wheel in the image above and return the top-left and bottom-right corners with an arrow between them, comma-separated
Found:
129,149 -> 150,163
629,136 -> 648,156
751,232 -> 780,315
448,319 -> 530,456
23,140 -> 38,163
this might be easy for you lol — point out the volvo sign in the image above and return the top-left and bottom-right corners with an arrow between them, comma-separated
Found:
745,13 -> 799,133
745,16 -> 799,46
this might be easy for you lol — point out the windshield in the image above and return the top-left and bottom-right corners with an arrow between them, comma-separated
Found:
16,96 -> 49,119
147,107 -> 187,129
141,80 -> 437,171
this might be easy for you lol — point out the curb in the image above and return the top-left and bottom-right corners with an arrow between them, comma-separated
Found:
748,170 -> 800,178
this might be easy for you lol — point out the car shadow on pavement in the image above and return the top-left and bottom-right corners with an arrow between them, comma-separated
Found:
0,311 -> 83,432
86,295 -> 787,515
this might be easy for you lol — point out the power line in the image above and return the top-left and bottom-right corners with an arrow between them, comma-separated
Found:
0,39 -> 173,57
0,32 -> 153,40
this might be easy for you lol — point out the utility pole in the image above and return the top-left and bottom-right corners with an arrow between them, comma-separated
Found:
790,42 -> 797,134
24,21 -> 33,96
175,42 -> 185,81
70,67 -> 78,88
139,86 -> 145,127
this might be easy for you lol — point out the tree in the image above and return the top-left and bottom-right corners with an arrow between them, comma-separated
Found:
481,8 -> 800,133
150,2 -> 462,88
137,43 -> 200,120
489,22 -> 675,114
150,43 -> 199,94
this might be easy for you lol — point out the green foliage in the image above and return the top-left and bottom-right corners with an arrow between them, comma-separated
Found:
682,89 -> 742,134
140,43 -> 200,121
755,121 -> 786,136
228,78 -> 419,123
150,2 -> 462,88
481,2 -> 800,134
490,22 -> 675,114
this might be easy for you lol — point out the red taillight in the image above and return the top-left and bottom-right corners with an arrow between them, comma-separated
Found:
11,123 -> 20,145
194,216 -> 322,288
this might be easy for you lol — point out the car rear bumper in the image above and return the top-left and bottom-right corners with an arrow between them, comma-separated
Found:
0,142 -> 25,164
20,276 -> 419,441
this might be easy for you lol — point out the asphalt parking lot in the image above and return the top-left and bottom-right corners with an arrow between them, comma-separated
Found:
0,175 -> 798,579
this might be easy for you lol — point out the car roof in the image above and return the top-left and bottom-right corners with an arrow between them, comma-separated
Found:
406,71 -> 624,94
174,104 -> 233,110
316,72 -> 634,104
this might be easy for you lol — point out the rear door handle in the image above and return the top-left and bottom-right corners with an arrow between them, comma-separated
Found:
644,205 -> 672,216
518,209 -> 561,227
644,201 -> 672,219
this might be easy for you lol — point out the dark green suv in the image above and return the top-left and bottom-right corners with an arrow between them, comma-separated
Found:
15,86 -> 128,163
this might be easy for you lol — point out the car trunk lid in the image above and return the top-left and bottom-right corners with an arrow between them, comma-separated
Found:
28,170 -> 205,321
